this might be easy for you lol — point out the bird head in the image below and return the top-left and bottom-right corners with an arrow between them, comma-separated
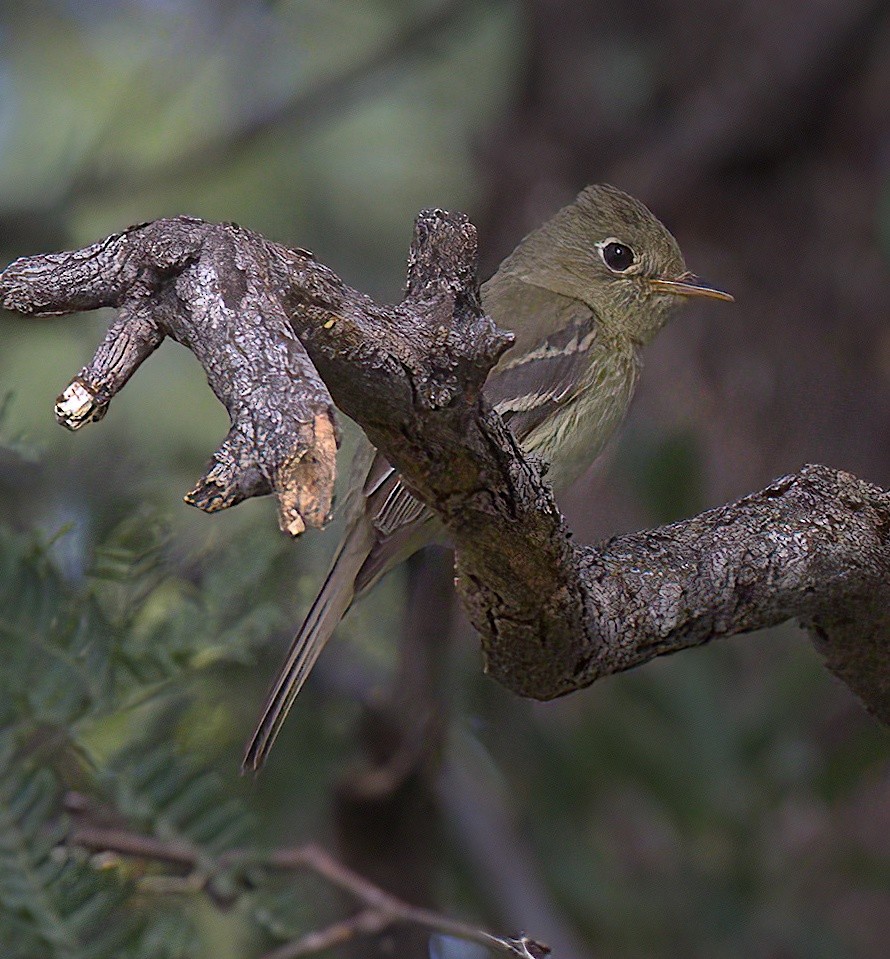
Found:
505,183 -> 733,345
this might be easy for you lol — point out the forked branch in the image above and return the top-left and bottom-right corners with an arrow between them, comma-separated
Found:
2,211 -> 888,722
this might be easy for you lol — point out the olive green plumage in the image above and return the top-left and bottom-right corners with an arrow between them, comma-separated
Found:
244,184 -> 731,771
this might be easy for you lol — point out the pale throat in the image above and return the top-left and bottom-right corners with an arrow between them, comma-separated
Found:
594,289 -> 678,349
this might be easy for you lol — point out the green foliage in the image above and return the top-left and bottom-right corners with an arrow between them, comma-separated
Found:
0,525 -> 118,730
102,729 -> 252,859
0,375 -> 346,957
0,508 -> 285,732
0,509 -> 291,959
0,736 -> 196,959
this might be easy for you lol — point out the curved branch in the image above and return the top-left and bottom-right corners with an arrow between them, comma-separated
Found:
2,211 -> 888,722
576,465 -> 890,716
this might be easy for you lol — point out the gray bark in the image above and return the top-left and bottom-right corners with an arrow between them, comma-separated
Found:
2,212 -> 887,722
2,218 -> 337,536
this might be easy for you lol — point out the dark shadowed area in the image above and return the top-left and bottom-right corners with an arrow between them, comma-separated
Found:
0,2 -> 887,958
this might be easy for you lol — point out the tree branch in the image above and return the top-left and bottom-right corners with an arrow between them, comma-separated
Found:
2,218 -> 337,536
2,211 -> 888,723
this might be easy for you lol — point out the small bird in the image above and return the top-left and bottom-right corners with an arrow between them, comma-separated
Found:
244,184 -> 732,771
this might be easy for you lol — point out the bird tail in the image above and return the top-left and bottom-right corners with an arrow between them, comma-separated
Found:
242,521 -> 373,773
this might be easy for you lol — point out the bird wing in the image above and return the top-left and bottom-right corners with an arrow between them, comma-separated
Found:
362,451 -> 430,536
356,280 -> 598,581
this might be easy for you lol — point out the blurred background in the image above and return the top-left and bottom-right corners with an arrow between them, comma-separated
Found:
1,1 -> 889,957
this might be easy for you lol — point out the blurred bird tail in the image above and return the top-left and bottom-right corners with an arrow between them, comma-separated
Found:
242,525 -> 373,773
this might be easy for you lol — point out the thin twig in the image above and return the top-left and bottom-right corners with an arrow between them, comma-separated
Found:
261,909 -> 390,959
65,821 -> 549,958
269,844 -> 548,957
68,824 -> 199,870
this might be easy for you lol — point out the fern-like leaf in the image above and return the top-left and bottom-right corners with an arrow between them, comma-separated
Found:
0,736 -> 139,959
103,727 -> 252,860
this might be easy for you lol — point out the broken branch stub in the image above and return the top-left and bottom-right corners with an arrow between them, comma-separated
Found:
0,217 -> 338,536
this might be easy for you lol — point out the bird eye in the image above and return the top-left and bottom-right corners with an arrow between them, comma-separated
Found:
599,240 -> 635,273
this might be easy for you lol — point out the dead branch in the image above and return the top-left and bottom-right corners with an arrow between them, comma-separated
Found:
2,211 -> 888,724
1,218 -> 337,536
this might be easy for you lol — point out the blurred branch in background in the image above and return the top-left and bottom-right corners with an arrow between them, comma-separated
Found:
334,548 -> 456,959
440,747 -> 593,959
65,798 -> 549,959
614,0 -> 888,213
67,0 -> 479,207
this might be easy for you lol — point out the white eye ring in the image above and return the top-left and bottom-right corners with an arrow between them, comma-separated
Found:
597,238 -> 637,273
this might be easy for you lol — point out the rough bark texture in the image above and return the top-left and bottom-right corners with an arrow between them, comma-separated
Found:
1,218 -> 337,536
2,213 -> 888,724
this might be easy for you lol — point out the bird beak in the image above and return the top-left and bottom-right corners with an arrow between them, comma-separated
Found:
648,272 -> 734,303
